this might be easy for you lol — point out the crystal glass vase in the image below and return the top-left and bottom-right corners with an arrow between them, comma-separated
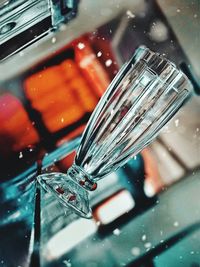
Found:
38,46 -> 193,218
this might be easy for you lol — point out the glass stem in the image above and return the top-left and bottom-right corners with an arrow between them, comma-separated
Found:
67,164 -> 97,191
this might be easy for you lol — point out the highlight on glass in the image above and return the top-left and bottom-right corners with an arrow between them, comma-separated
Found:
37,46 -> 193,218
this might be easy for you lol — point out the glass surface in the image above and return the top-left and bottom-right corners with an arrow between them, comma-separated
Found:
0,172 -> 36,267
38,46 -> 193,218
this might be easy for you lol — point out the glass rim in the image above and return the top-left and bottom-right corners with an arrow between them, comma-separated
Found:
133,46 -> 193,93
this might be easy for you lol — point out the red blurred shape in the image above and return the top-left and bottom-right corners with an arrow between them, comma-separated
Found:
90,35 -> 119,80
57,151 -> 76,171
0,94 -> 39,157
74,38 -> 111,97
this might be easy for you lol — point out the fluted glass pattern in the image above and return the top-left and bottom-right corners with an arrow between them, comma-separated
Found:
38,46 -> 193,218
75,46 -> 192,180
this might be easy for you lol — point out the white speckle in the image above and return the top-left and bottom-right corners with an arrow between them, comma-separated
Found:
160,239 -> 164,243
149,20 -> 168,42
51,37 -> 56,44
105,59 -> 112,67
126,10 -> 135,18
59,23 -> 67,31
10,211 -> 21,219
135,79 -> 139,85
97,51 -> 102,57
179,255 -> 183,259
79,54 -> 95,68
175,119 -> 179,127
144,242 -> 152,249
77,42 -> 85,50
19,51 -> 24,56
131,247 -> 140,256
194,14 -> 198,18
113,228 -> 121,236
96,221 -> 101,226
19,152 -> 23,159
144,180 -> 156,197
177,9 -> 181,13
174,221 -> 179,227
190,251 -> 194,255
163,125 -> 170,133
142,234 -> 147,241
196,128 -> 199,132
61,118 -> 64,123
63,259 -> 72,267
160,230 -> 163,236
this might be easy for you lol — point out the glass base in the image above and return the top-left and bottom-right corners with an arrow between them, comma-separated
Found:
37,173 -> 92,219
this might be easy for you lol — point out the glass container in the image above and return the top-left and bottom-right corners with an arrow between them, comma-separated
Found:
38,46 -> 193,218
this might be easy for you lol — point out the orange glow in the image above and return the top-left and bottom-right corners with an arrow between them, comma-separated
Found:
141,148 -> 163,192
24,65 -> 65,99
60,59 -> 80,80
0,94 -> 39,156
57,151 -> 76,171
24,59 -> 99,133
69,77 -> 97,112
